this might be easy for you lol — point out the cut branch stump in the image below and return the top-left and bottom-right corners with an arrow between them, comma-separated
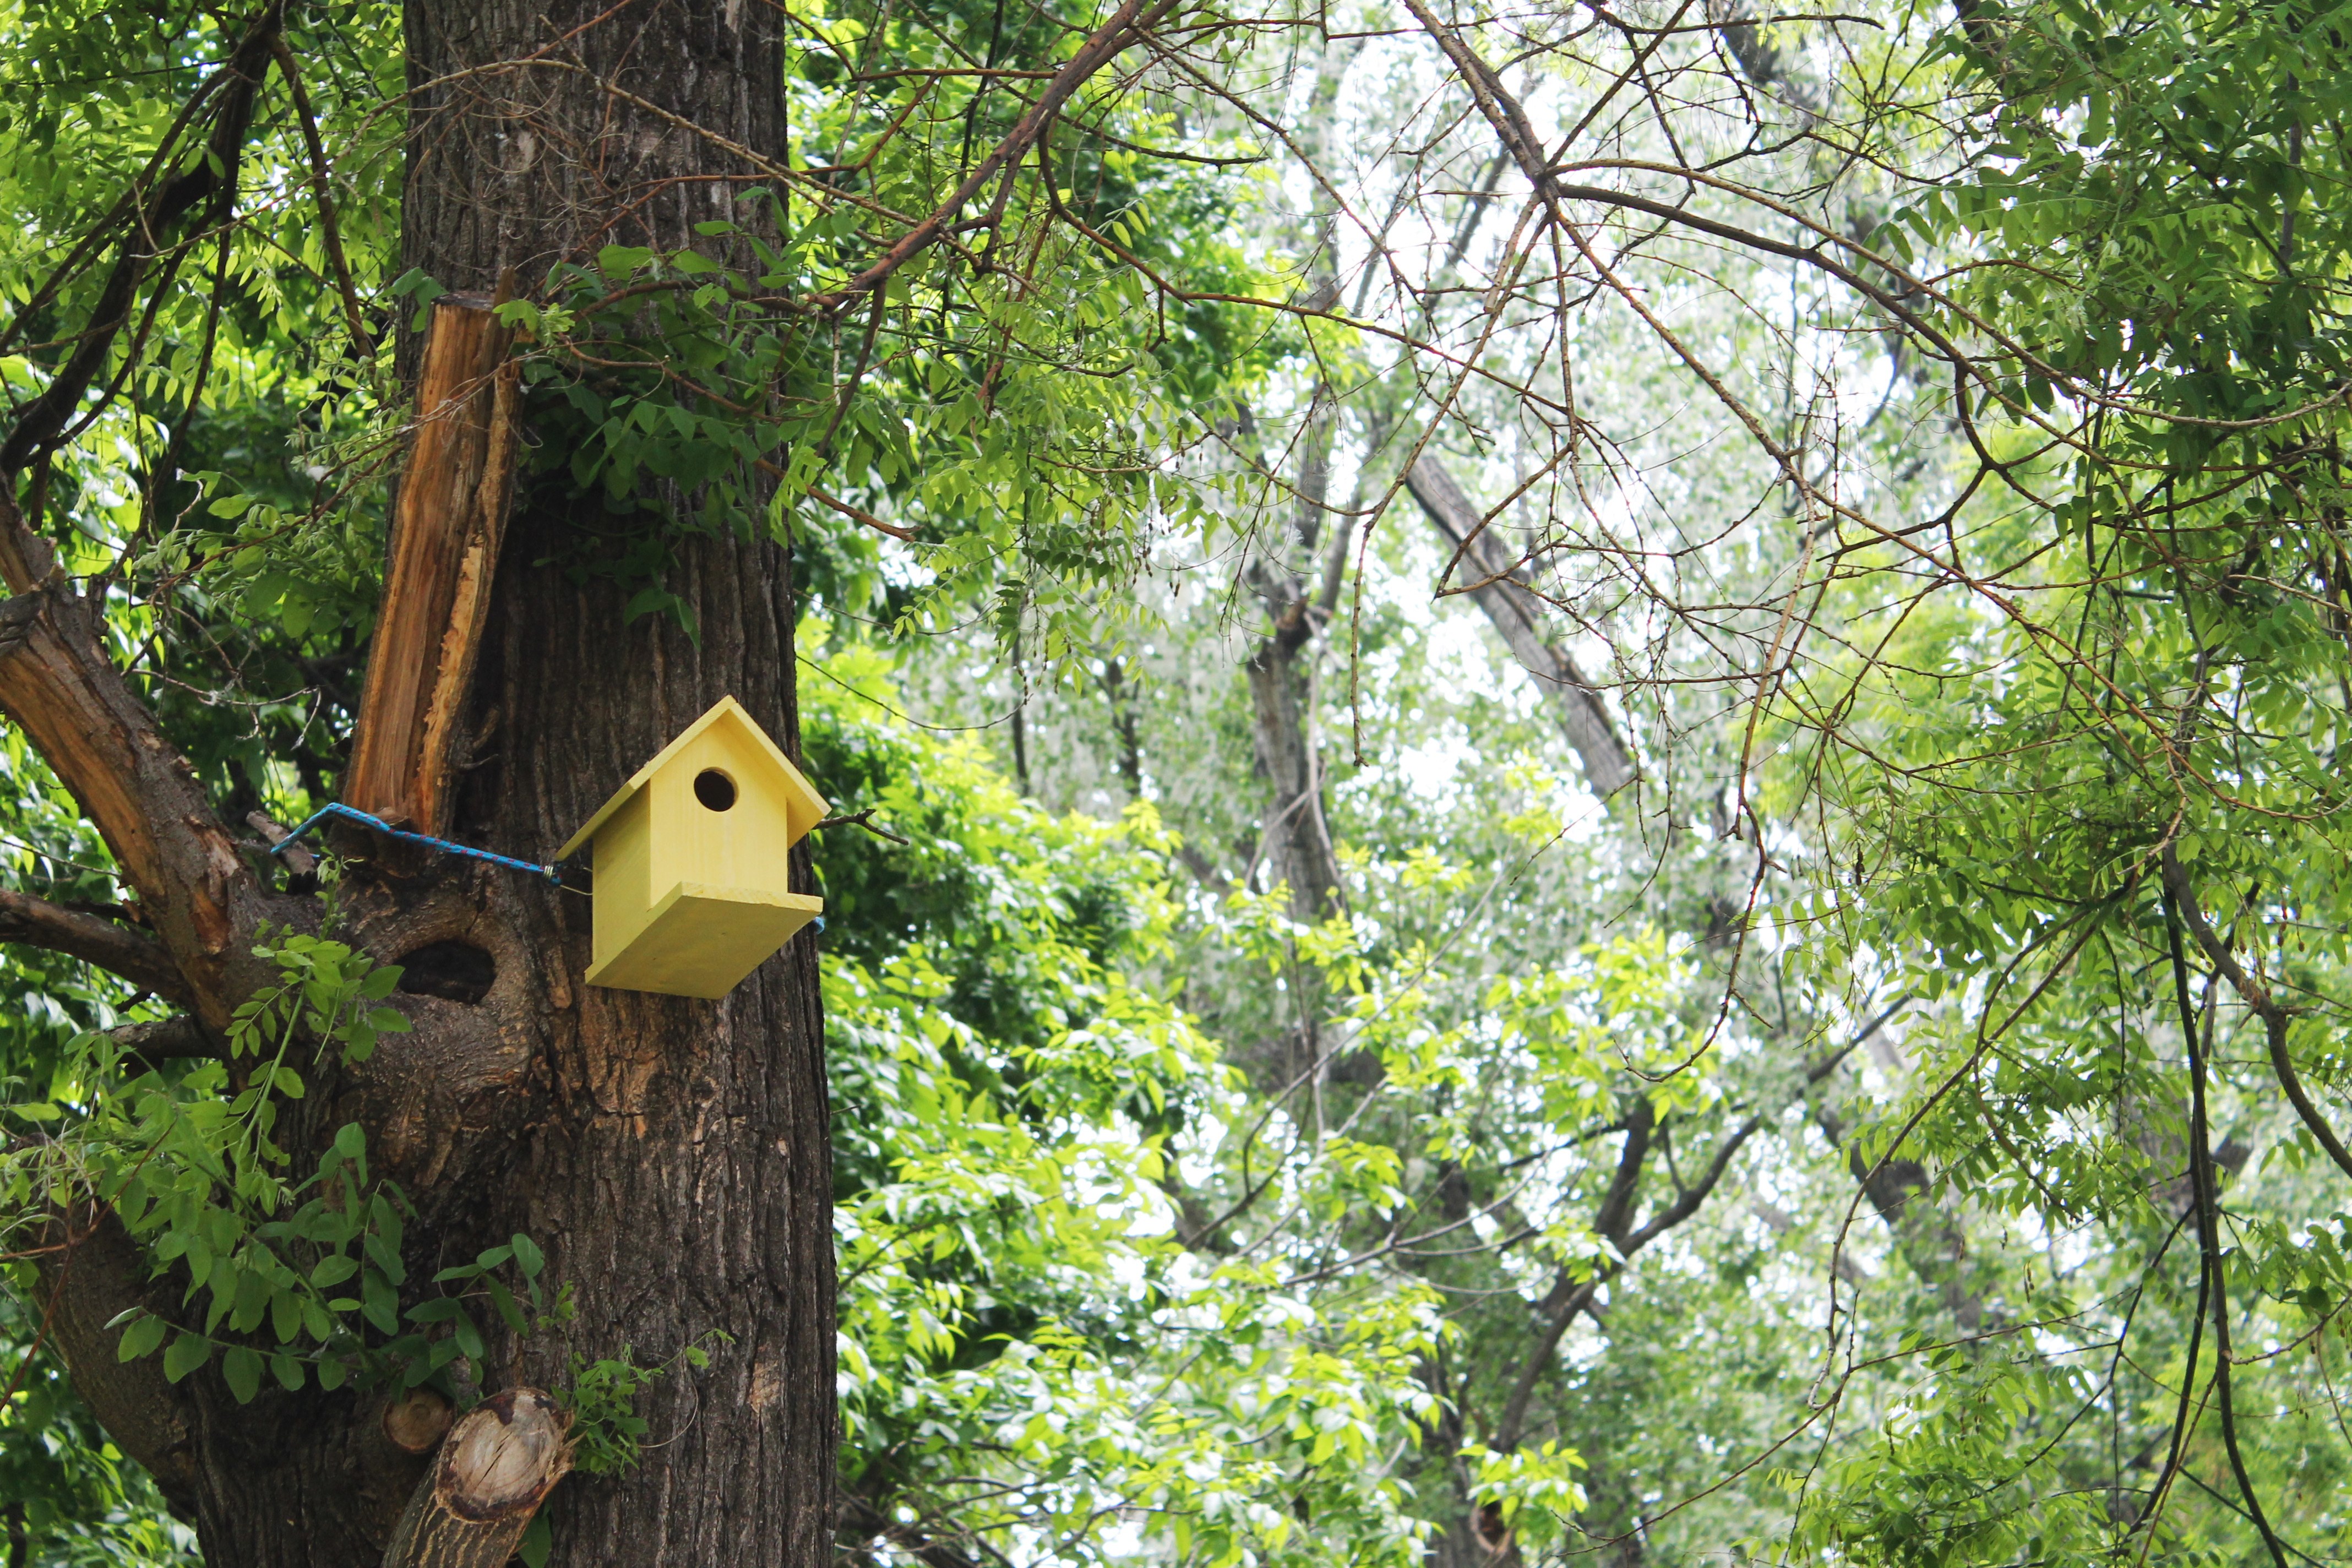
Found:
381,1388 -> 570,1568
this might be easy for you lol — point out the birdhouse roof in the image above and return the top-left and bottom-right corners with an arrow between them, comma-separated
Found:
557,695 -> 827,859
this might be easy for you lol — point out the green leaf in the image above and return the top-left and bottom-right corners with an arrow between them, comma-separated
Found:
116,1311 -> 167,1363
520,1512 -> 552,1568
487,1276 -> 527,1335
270,1286 -> 301,1345
222,1346 -> 263,1404
161,1332 -> 210,1384
362,1268 -> 400,1334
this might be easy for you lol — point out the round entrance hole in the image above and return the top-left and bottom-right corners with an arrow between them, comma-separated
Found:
694,768 -> 738,812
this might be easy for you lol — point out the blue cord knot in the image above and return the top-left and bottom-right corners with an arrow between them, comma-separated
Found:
267,802 -> 562,884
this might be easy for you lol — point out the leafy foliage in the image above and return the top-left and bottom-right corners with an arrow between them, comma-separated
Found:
17,0 -> 2352,1562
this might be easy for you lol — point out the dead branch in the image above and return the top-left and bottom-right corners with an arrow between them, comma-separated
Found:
346,298 -> 521,835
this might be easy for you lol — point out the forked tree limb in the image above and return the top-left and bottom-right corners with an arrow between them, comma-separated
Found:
0,504 -> 274,1024
2158,843 -> 2352,1186
1488,1109 -> 1762,1453
382,1389 -> 571,1568
0,3 -> 289,1026
1489,1027 -> 1877,1454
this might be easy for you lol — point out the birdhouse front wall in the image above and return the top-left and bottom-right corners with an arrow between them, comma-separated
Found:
643,720 -> 805,900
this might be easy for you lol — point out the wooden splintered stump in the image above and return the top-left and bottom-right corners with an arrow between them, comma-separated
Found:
347,292 -> 523,839
382,1387 -> 570,1568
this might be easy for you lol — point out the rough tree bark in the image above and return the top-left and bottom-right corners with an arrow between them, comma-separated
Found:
8,3 -> 835,1564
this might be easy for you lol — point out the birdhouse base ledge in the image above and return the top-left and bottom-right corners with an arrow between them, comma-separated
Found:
584,880 -> 824,998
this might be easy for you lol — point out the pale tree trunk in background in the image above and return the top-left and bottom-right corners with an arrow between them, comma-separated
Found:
1243,38 -> 1358,934
1231,40 -> 1358,1109
1404,456 -> 1636,798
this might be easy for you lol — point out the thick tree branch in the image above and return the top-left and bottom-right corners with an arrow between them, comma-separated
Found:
1589,1095 -> 1654,1249
107,1015 -> 213,1059
1491,1101 -> 1767,1453
21,1201 -> 202,1515
0,888 -> 190,1004
0,494 -> 274,1026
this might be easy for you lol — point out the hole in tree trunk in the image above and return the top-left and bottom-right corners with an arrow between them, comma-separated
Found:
694,768 -> 737,811
395,940 -> 497,1005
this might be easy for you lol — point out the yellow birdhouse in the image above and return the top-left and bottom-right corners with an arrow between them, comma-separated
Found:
557,696 -> 827,998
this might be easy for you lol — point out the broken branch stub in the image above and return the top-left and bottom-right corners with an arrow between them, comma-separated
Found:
381,1387 -> 570,1568
382,1386 -> 456,1455
347,297 -> 522,836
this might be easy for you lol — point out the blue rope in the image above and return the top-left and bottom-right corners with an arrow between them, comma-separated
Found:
268,803 -> 562,885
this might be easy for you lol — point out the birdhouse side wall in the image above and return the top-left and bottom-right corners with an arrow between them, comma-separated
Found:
646,721 -> 805,901
589,789 -> 657,972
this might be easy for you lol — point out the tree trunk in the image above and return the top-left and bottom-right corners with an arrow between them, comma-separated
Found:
395,4 -> 836,1564
15,4 -> 834,1564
